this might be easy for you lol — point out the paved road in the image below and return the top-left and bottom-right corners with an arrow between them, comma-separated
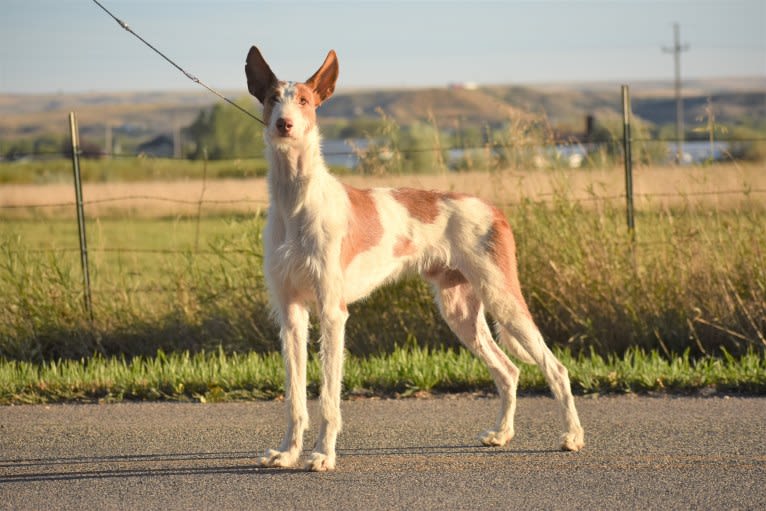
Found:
1,395 -> 764,510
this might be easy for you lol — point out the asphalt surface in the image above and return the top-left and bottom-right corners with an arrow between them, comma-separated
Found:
1,395 -> 764,510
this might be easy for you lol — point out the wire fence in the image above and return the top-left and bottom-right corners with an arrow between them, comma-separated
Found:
2,155 -> 763,257
2,142 -> 764,212
2,106 -> 765,321
1,0 -> 761,355
4,187 -> 765,213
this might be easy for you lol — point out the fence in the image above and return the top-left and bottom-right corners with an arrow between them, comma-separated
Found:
1,91 -> 765,358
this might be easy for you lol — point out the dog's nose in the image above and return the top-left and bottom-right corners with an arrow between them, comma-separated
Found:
276,117 -> 293,136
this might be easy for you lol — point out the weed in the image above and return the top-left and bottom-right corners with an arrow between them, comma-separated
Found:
1,345 -> 763,404
1,193 -> 764,361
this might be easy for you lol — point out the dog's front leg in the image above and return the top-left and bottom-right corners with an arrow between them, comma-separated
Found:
259,301 -> 310,468
306,290 -> 348,472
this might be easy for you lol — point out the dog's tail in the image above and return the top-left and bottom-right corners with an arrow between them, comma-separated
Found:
496,324 -> 537,365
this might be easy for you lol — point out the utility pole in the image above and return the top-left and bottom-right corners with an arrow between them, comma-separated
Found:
171,114 -> 182,159
174,120 -> 182,159
104,122 -> 112,159
662,22 -> 689,163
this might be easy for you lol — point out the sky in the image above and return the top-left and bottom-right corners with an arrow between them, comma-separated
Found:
1,0 -> 764,94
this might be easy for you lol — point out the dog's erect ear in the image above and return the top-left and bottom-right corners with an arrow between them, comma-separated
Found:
245,46 -> 278,104
305,50 -> 339,106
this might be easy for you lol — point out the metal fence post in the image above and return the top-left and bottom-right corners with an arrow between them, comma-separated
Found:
621,85 -> 635,238
68,112 -> 94,321
194,147 -> 208,252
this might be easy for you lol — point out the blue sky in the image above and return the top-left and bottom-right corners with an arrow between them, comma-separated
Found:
1,0 -> 764,94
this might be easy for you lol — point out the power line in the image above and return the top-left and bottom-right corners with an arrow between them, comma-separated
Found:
90,0 -> 264,126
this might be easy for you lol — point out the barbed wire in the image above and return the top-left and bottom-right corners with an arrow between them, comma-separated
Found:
3,197 -> 762,296
0,235 -> 709,298
16,246 -> 258,255
2,187 -> 763,212
2,131 -> 764,300
0,196 -> 268,210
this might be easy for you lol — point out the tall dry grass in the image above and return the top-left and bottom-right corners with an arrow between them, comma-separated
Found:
1,168 -> 763,361
2,162 -> 763,218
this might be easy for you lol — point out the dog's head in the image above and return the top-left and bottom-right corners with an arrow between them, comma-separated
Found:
245,46 -> 338,146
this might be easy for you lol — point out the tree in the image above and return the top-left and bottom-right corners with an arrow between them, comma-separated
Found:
400,121 -> 448,174
185,97 -> 265,159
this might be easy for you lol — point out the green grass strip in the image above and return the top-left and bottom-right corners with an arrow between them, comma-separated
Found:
1,346 -> 764,405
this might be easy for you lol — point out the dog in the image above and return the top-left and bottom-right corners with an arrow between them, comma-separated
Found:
245,46 -> 584,471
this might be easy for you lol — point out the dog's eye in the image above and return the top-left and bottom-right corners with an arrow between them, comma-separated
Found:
299,96 -> 309,106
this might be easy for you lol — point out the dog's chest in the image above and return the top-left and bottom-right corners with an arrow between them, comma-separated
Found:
266,207 -> 340,286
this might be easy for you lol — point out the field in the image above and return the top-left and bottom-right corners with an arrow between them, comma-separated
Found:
2,160 -> 764,216
2,162 -> 764,356
2,78 -> 765,402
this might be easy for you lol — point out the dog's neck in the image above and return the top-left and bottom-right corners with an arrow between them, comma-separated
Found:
266,127 -> 332,213
267,127 -> 324,179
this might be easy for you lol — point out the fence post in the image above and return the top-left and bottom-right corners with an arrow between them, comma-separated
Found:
68,112 -> 94,321
194,147 -> 208,252
621,85 -> 635,238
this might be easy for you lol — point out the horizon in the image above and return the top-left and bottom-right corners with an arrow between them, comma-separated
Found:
1,1 -> 764,95
1,75 -> 764,100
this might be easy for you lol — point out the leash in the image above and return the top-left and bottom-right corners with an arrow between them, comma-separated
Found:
91,0 -> 265,126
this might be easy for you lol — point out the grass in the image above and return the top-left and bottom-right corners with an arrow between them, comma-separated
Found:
0,156 -> 354,186
1,345 -> 764,405
516,197 -> 766,356
3,92 -> 764,402
0,157 -> 271,184
1,181 -> 765,361
0,216 -> 276,359
0,160 -> 764,408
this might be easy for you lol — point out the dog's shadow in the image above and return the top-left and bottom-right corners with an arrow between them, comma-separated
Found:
0,451 -> 294,483
338,444 -> 556,458
0,445 -> 556,482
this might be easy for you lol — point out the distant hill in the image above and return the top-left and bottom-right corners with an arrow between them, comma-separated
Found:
319,87 -> 530,125
326,77 -> 765,131
0,91 -> 213,142
632,92 -> 765,126
0,77 -> 763,143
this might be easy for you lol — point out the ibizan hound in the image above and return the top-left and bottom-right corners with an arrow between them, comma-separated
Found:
245,46 -> 584,471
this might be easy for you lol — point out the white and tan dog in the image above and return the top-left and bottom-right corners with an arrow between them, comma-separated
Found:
245,46 -> 584,471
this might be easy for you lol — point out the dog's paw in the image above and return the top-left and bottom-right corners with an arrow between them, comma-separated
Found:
479,428 -> 514,447
258,448 -> 299,468
305,452 -> 335,472
560,428 -> 585,452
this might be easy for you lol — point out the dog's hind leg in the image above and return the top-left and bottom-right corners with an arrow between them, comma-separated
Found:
491,298 -> 585,452
476,208 -> 584,452
428,269 -> 520,447
496,327 -> 536,365
259,301 -> 310,468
